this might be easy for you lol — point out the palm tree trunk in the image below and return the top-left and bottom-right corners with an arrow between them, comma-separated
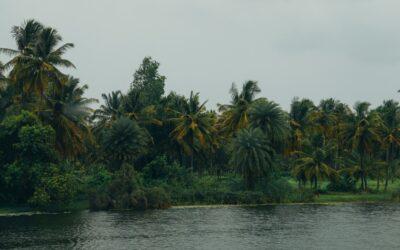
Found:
385,146 -> 391,191
314,177 -> 318,190
190,154 -> 194,173
377,174 -> 380,190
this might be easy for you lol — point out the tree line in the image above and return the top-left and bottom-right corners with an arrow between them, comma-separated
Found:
1,20 -> 400,210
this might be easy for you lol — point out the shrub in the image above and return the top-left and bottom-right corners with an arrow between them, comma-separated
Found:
290,188 -> 315,203
392,188 -> 400,202
28,164 -> 79,210
146,187 -> 171,209
239,191 -> 266,204
327,173 -> 357,192
260,178 -> 293,203
130,190 -> 148,210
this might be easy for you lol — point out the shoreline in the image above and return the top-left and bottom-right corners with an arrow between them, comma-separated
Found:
1,193 -> 397,216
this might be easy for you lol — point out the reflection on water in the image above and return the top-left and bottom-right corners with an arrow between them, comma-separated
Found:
1,203 -> 400,249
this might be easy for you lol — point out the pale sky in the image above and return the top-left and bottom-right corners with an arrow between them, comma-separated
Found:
1,0 -> 400,110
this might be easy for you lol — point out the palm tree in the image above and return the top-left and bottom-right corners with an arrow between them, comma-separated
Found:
1,20 -> 74,98
342,102 -> 383,190
289,98 -> 315,152
93,91 -> 124,131
169,91 -> 215,171
376,100 -> 400,190
249,98 -> 289,151
40,76 -> 97,157
101,117 -> 149,170
341,152 -> 385,190
230,128 -> 274,189
292,147 -> 336,190
309,99 -> 338,142
218,80 -> 260,136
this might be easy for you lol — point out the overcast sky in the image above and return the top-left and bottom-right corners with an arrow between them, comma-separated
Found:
1,0 -> 400,110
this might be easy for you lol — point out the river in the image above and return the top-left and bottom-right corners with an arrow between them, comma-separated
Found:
1,203 -> 399,249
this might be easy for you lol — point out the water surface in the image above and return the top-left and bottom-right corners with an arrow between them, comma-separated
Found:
1,203 -> 399,249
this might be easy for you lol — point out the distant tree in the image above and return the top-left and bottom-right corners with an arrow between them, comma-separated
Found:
218,80 -> 260,136
342,102 -> 383,190
169,91 -> 215,171
249,98 -> 289,151
127,57 -> 165,110
376,100 -> 400,190
40,76 -> 97,157
101,117 -> 149,170
230,128 -> 274,189
1,20 -> 74,97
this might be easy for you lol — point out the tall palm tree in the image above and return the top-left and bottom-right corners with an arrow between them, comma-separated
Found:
93,91 -> 124,131
309,99 -> 338,142
342,102 -> 383,190
249,98 -> 289,151
376,100 -> 400,190
230,128 -> 274,189
0,19 -> 43,56
218,80 -> 260,136
2,20 -> 74,98
289,98 -> 315,152
40,76 -> 97,157
169,91 -> 215,171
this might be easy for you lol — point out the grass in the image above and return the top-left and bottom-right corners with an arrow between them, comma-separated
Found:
316,193 -> 392,203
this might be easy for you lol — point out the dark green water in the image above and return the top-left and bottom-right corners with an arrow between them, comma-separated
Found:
1,203 -> 400,249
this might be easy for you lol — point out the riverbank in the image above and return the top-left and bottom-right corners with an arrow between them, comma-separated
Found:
1,191 -> 397,215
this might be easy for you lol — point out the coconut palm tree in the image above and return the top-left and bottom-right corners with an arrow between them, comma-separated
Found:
376,100 -> 400,190
249,98 -> 289,151
230,128 -> 274,189
341,152 -> 385,190
292,146 -> 336,190
93,91 -> 124,131
40,76 -> 97,157
1,20 -> 74,98
169,91 -> 215,171
288,98 -> 315,152
218,80 -> 260,136
342,102 -> 383,190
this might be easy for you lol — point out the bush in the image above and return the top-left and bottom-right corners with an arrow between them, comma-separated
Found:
327,174 -> 357,192
143,156 -> 192,186
239,191 -> 266,204
260,178 -> 293,203
28,164 -> 79,210
89,164 -> 171,210
290,188 -> 315,203
392,189 -> 400,202
146,187 -> 171,209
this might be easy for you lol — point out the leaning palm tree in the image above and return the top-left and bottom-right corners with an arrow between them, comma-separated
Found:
40,76 -> 97,157
169,91 -> 215,171
2,20 -> 74,98
218,80 -> 260,136
249,98 -> 289,151
230,128 -> 274,189
342,102 -> 383,190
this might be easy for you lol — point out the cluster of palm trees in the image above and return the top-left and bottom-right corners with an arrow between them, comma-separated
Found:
0,20 -> 96,158
2,19 -> 400,192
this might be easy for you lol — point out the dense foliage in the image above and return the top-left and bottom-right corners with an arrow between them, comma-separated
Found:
1,20 -> 400,210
